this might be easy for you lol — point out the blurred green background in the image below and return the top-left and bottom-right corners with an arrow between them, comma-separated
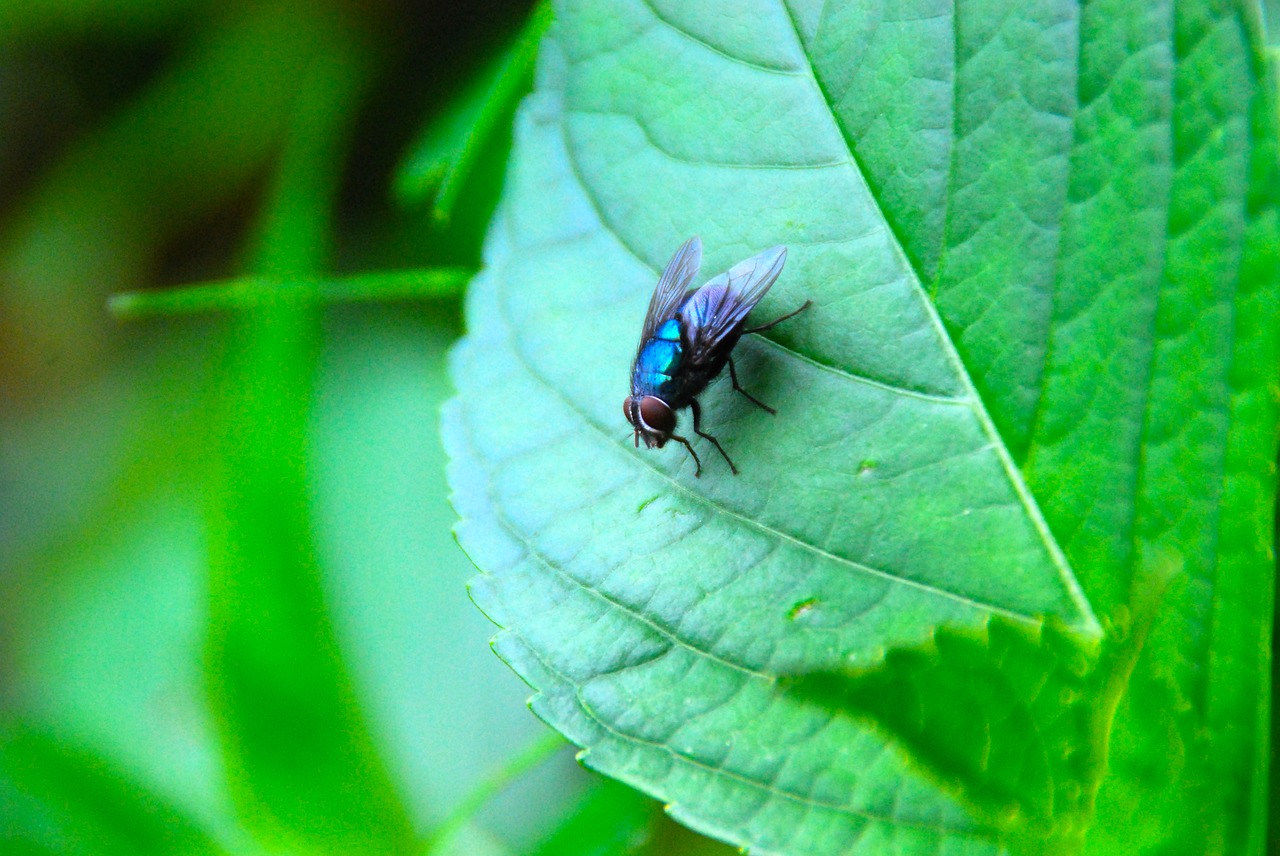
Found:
0,1 -> 732,852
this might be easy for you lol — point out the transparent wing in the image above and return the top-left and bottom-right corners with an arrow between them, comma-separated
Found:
679,245 -> 787,366
637,236 -> 702,352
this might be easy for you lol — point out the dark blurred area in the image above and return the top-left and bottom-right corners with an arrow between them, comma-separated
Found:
0,0 -> 531,412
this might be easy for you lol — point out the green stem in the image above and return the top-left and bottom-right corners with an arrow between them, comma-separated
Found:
419,730 -> 569,855
108,268 -> 473,319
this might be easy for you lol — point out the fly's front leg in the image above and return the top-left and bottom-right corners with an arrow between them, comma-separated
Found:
728,357 -> 775,415
670,433 -> 703,478
690,399 -> 738,475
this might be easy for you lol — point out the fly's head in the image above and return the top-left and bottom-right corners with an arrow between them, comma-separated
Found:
623,395 -> 676,449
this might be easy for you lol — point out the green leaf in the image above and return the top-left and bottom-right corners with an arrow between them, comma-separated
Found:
446,1 -> 1280,854
306,310 -> 598,847
394,1 -> 553,222
787,618 -> 1113,855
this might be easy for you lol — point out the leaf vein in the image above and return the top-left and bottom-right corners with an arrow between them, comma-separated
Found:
638,0 -> 804,76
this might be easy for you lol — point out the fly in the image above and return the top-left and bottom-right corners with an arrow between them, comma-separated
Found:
622,236 -> 811,476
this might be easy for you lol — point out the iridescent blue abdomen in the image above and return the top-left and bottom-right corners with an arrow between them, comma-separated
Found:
631,317 -> 684,399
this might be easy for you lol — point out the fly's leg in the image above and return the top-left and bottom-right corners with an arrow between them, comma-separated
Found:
742,299 -> 812,335
734,300 -> 811,415
690,399 -> 739,475
728,357 -> 775,415
671,433 -> 703,478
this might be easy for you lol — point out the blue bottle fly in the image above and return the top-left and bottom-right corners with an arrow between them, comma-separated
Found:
623,236 -> 811,476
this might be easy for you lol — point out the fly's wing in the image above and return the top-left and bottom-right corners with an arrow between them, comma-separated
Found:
636,237 -> 702,352
679,245 -> 787,366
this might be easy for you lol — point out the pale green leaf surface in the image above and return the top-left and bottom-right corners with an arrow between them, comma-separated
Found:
446,1 -> 1279,854
309,313 -> 588,844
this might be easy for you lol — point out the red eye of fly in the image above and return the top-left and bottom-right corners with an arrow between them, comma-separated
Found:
638,396 -> 675,435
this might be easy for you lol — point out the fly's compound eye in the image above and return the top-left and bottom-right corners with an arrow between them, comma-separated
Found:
638,396 -> 676,436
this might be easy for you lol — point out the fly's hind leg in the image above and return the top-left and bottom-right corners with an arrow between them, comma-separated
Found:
742,299 -> 812,336
690,399 -> 739,475
728,357 -> 775,415
734,299 -> 811,415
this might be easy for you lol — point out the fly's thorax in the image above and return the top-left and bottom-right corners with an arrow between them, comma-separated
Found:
631,320 -> 685,399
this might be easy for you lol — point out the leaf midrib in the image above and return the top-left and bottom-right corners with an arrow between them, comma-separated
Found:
772,0 -> 1098,636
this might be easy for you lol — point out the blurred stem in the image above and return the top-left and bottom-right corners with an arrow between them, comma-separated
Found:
202,15 -> 417,854
108,268 -> 472,318
419,730 -> 568,856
